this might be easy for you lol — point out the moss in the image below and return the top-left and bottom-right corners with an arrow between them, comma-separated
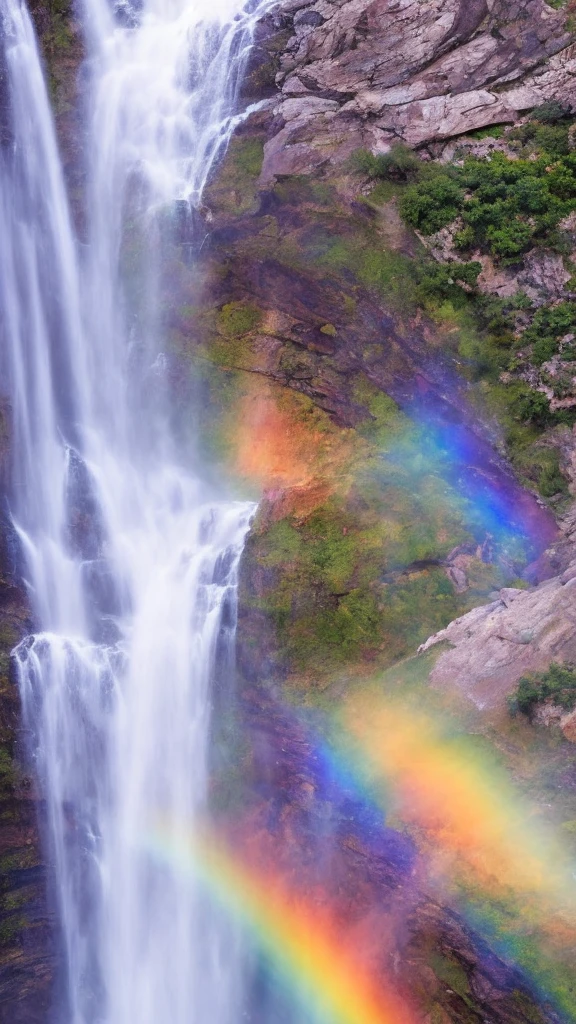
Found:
0,914 -> 26,946
231,138 -> 264,179
1,888 -> 29,913
248,459 -> 473,677
320,323 -> 337,336
204,136 -> 264,217
217,301 -> 262,339
428,952 -> 471,1000
257,519 -> 303,568
273,176 -> 336,209
0,747 -> 18,791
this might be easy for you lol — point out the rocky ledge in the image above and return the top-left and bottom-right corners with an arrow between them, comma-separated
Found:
420,505 -> 576,709
262,0 -> 576,180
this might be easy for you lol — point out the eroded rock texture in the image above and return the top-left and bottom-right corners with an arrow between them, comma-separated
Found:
420,508 -> 576,709
262,0 -> 576,180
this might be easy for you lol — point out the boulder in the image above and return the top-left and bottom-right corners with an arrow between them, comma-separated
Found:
418,541 -> 576,708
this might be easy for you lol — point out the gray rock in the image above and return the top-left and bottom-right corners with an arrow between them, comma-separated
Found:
262,0 -> 575,181
418,551 -> 576,708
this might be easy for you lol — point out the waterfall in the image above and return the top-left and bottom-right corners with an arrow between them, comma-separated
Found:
0,0 -> 266,1018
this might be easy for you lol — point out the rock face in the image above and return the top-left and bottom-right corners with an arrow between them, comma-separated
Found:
262,0 -> 575,181
419,541 -> 576,709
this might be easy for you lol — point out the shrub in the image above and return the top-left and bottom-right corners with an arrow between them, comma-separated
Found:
507,663 -> 576,718
532,336 -> 559,365
414,260 -> 481,305
538,459 -> 566,497
523,302 -> 576,364
354,144 -> 421,182
401,176 -> 465,235
486,220 -> 535,261
398,149 -> 576,260
511,387 -> 553,426
531,101 -> 573,125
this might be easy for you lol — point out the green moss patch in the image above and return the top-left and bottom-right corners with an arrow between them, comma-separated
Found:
204,135 -> 264,217
217,301 -> 262,338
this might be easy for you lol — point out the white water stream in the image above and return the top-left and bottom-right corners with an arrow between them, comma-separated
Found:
0,0 -> 266,1018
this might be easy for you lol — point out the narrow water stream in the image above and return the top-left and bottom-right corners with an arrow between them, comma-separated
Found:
0,0 -> 266,1018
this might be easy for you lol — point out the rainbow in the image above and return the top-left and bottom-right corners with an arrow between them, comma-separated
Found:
146,825 -> 415,1024
341,697 -> 576,907
261,695 -> 576,1018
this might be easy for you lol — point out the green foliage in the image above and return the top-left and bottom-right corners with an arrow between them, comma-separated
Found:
531,102 -> 573,124
353,144 -> 421,182
398,148 -> 576,262
511,121 -> 572,158
537,456 -> 566,497
203,135 -> 264,216
523,301 -> 576,364
400,174 -> 465,235
508,663 -> 576,718
414,261 -> 482,306
232,138 -> 265,178
468,124 -> 505,140
485,220 -> 535,260
510,385 -> 554,427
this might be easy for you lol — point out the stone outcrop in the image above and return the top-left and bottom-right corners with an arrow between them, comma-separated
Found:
419,523 -> 576,708
261,0 -> 576,181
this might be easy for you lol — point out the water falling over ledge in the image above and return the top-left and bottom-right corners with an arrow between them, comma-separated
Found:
0,0 -> 267,1017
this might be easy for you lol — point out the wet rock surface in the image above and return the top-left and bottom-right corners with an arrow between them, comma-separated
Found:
0,527 -> 55,1023
2,0 -> 576,1018
234,686 -> 558,1024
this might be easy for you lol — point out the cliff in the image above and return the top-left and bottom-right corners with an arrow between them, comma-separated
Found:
2,0 -> 576,1020
261,0 -> 576,180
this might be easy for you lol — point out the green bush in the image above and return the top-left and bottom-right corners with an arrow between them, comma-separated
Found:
401,175 -> 465,235
414,260 -> 481,305
511,387 -> 553,427
538,458 -> 566,497
354,144 -> 421,182
523,302 -> 576,364
486,220 -> 535,260
532,336 -> 559,365
531,101 -> 573,125
507,663 -> 576,718
398,150 -> 576,261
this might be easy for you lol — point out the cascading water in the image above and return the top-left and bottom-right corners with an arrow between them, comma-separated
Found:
0,0 -> 268,1018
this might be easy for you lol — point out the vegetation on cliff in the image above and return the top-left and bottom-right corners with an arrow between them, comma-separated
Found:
6,3 -> 576,1019
354,109 -> 576,505
168,130 -> 548,685
508,662 -> 576,717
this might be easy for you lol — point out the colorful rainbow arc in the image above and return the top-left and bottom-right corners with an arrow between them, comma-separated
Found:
146,826 -> 415,1024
